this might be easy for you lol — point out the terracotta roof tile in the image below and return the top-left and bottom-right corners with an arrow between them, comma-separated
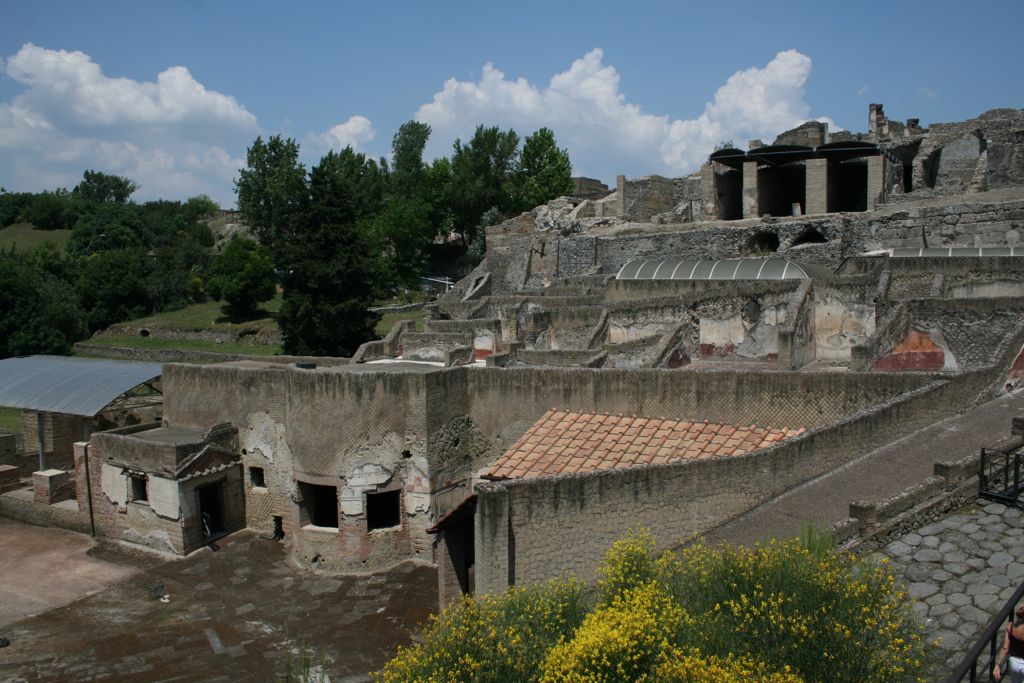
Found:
483,409 -> 805,480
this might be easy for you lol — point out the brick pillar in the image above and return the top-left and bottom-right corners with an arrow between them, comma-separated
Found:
742,162 -> 759,218
805,158 -> 828,215
615,175 -> 625,218
867,156 -> 884,210
0,464 -> 20,493
700,163 -> 717,220
33,469 -> 74,504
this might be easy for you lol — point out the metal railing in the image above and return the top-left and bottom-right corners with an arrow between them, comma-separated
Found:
979,446 -> 1023,509
944,582 -> 1024,682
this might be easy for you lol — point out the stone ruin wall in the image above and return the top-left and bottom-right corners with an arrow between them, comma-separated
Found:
472,365 -> 1004,592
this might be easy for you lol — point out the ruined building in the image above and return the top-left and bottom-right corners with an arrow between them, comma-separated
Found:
2,103 -> 1024,607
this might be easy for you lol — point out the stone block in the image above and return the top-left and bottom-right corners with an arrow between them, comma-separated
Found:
0,464 -> 21,493
33,468 -> 74,505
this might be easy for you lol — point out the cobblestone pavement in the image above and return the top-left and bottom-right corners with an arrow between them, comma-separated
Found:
880,501 -> 1024,673
0,524 -> 435,682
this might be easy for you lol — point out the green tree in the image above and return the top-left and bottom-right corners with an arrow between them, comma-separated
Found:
277,149 -> 383,356
74,170 -> 138,204
207,237 -> 276,321
184,194 -> 219,220
76,249 -> 151,331
447,125 -> 520,245
21,189 -> 78,229
235,135 -> 308,255
0,250 -> 87,357
370,197 -> 433,288
512,127 -> 573,211
390,120 -> 431,200
0,190 -> 32,227
68,203 -> 147,255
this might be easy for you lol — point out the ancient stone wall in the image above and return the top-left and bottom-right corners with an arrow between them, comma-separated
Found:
474,370 -> 998,592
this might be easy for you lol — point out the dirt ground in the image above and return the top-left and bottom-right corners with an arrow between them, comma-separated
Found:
0,519 -> 436,682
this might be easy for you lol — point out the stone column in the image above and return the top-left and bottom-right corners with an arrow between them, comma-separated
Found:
867,156 -> 884,210
700,163 -> 717,220
805,158 -> 828,215
742,162 -> 759,219
615,175 -> 625,218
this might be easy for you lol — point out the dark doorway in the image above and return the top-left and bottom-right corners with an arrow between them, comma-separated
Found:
827,159 -> 868,212
366,489 -> 401,531
790,227 -> 828,248
748,230 -> 780,254
758,163 -> 806,217
715,168 -> 742,220
197,483 -> 225,539
298,482 -> 338,528
447,513 -> 475,595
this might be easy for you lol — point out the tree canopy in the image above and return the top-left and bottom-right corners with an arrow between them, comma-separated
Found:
74,170 -> 138,204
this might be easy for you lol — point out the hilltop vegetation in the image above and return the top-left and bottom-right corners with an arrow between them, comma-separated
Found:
0,120 -> 573,360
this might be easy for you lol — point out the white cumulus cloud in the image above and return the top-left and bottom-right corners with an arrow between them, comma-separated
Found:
0,43 -> 257,205
415,48 -> 832,182
314,115 -> 377,152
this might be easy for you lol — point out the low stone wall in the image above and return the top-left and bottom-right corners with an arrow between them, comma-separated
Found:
833,453 -> 980,554
74,342 -> 350,367
102,324 -> 281,346
0,489 -> 89,534
474,373 -> 982,592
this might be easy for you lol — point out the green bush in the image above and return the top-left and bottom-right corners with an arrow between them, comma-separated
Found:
377,530 -> 928,683
377,578 -> 587,683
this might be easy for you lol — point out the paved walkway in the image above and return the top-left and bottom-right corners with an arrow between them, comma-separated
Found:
0,517 -> 142,629
707,389 -> 1024,546
878,501 -> 1024,673
0,523 -> 436,682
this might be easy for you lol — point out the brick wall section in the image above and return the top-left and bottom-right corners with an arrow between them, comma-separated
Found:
474,369 -> 996,593
0,464 -> 20,493
806,158 -> 828,215
33,469 -> 74,504
21,412 -> 85,471
742,162 -> 759,218
0,492 -> 89,533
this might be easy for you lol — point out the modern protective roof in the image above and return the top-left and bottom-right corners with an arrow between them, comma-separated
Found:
0,355 -> 162,417
616,258 -> 825,281
483,410 -> 804,480
708,141 -> 898,169
887,247 -> 1024,257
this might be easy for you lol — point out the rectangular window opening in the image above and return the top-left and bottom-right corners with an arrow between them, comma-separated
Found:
130,475 -> 148,503
298,482 -> 338,529
249,466 -> 265,488
366,489 -> 401,531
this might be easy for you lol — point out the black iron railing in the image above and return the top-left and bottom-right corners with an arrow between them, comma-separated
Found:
979,446 -> 1023,509
944,582 -> 1024,683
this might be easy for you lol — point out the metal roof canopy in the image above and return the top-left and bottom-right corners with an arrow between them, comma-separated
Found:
0,355 -> 162,417
616,258 -> 828,281
888,247 -> 1024,257
708,141 -> 896,169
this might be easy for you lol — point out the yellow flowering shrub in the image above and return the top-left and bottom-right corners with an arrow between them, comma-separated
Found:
375,578 -> 586,683
377,529 -> 928,683
655,647 -> 804,682
540,581 -> 687,683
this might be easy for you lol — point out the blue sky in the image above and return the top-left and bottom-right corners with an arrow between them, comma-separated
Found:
1,0 -> 1021,207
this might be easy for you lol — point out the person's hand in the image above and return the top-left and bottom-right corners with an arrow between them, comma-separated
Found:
995,664 -> 1003,680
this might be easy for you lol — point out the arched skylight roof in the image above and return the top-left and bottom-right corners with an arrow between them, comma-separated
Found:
616,258 -> 827,280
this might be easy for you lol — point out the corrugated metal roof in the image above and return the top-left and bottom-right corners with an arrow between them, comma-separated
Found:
0,355 -> 162,417
616,258 -> 827,280
887,247 -> 1024,257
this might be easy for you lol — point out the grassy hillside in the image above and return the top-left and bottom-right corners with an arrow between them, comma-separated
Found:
125,297 -> 282,333
0,222 -> 72,252
88,295 -> 422,356
0,407 -> 22,434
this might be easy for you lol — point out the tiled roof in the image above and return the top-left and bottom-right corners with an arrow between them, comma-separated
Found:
174,445 -> 240,482
484,410 -> 804,480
